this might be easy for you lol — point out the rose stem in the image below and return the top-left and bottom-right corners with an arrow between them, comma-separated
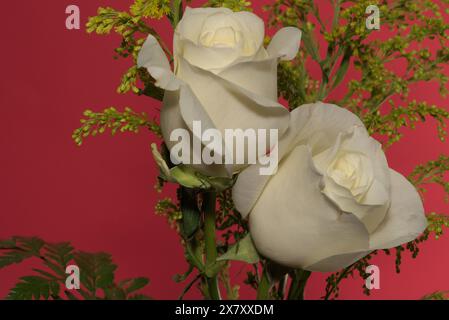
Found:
256,267 -> 272,300
203,191 -> 221,300
288,269 -> 311,300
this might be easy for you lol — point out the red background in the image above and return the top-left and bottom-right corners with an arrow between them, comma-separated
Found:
1,0 -> 448,299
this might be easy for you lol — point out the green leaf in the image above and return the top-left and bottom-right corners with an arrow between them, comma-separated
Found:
7,276 -> 60,300
0,249 -> 33,269
64,290 -> 79,300
423,291 -> 449,300
151,143 -> 234,191
121,277 -> 150,294
180,188 -> 201,238
331,49 -> 351,89
18,237 -> 45,254
301,30 -> 320,62
0,239 -> 17,249
170,166 -> 207,188
128,294 -> 152,300
43,259 -> 67,278
78,289 -> 93,300
43,242 -> 74,277
0,237 -> 44,269
1,236 -> 151,300
140,81 -> 164,101
74,252 -> 117,295
104,287 -> 127,300
173,264 -> 194,283
168,0 -> 183,28
217,234 -> 260,264
45,242 -> 74,267
170,165 -> 234,191
32,268 -> 60,281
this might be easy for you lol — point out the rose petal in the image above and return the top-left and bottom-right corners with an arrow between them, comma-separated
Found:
161,89 -> 230,178
178,84 -> 218,141
217,58 -> 278,100
369,169 -> 427,249
268,27 -> 302,61
232,161 -> 272,218
280,103 -> 365,157
314,126 -> 391,233
137,35 -> 180,91
181,39 -> 243,71
177,57 -> 290,143
176,7 -> 232,44
233,11 -> 265,55
179,9 -> 265,71
304,251 -> 371,272
232,107 -> 310,217
339,127 -> 391,206
249,145 -> 369,269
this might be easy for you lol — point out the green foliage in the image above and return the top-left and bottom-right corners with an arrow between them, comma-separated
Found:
150,143 -> 234,191
205,0 -> 252,11
409,155 -> 449,200
217,234 -> 260,264
180,188 -> 202,239
72,107 -> 161,146
8,276 -> 60,300
155,198 -> 182,228
75,252 -> 116,296
423,291 -> 449,300
130,0 -> 171,19
287,269 -> 311,300
86,3 -> 171,96
170,166 -> 234,191
118,66 -> 140,95
426,212 -> 449,240
0,237 -> 151,300
268,0 -> 449,147
154,188 -> 249,300
363,101 -> 449,147
0,237 -> 44,268
216,189 -> 248,248
86,7 -> 139,35
78,1 -> 171,153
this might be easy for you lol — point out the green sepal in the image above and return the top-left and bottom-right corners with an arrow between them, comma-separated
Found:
180,188 -> 201,238
205,261 -> 227,278
151,144 -> 234,191
217,234 -> 260,264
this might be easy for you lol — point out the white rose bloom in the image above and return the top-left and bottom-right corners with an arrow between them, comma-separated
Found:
137,7 -> 302,176
233,102 -> 427,272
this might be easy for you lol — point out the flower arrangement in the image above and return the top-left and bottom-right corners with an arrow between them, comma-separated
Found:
2,0 -> 449,300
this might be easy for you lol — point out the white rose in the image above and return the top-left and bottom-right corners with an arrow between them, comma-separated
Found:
138,7 -> 301,176
233,102 -> 427,272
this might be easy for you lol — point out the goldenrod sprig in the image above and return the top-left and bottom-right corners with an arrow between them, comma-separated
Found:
72,107 -> 161,146
205,0 -> 252,11
409,155 -> 449,199
86,3 -> 173,95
